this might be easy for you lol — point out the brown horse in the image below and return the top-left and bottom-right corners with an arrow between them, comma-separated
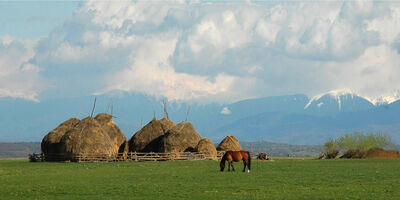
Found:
220,151 -> 251,172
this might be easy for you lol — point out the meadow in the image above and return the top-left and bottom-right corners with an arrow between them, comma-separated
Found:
0,158 -> 399,200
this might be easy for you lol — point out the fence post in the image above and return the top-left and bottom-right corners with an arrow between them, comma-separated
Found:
135,152 -> 138,162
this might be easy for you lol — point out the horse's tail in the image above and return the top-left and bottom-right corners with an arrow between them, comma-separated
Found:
247,151 -> 251,170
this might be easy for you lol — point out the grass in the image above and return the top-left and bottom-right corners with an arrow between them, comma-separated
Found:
0,158 -> 400,200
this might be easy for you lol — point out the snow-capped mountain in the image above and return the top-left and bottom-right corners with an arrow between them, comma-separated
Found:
370,90 -> 400,105
304,89 -> 375,114
2,89 -> 400,144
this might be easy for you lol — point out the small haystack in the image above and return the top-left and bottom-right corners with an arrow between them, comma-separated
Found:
161,121 -> 202,153
60,117 -> 116,161
128,117 -> 175,152
41,118 -> 80,160
95,113 -> 127,155
257,152 -> 271,160
196,138 -> 217,159
216,135 -> 242,151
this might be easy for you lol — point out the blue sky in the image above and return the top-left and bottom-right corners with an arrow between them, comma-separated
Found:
0,1 -> 80,39
1,0 -> 400,104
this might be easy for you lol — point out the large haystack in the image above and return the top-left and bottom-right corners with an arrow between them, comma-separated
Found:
161,121 -> 202,153
128,117 -> 175,152
196,138 -> 217,159
95,113 -> 127,154
216,135 -> 242,151
41,118 -> 80,160
60,117 -> 116,161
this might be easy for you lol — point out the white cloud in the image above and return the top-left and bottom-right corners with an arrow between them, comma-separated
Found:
323,45 -> 400,100
367,6 -> 400,44
0,36 -> 43,102
4,0 -> 400,104
220,107 -> 231,115
95,34 -> 256,103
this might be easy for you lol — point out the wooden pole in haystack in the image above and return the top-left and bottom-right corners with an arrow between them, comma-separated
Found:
163,99 -> 169,119
90,97 -> 97,117
185,105 -> 191,122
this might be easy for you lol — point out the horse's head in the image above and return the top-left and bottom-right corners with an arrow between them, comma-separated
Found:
220,162 -> 225,172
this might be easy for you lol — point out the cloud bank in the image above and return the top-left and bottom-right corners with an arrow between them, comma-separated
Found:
2,0 -> 400,103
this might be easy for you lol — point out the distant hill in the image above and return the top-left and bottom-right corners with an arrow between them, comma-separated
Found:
2,90 -> 400,145
241,141 -> 322,157
0,142 -> 41,158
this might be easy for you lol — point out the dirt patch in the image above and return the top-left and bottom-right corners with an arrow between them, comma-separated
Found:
365,148 -> 400,158
341,148 -> 400,159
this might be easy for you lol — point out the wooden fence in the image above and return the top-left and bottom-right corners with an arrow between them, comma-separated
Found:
30,151 -> 225,162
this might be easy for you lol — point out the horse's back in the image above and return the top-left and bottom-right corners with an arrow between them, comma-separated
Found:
225,151 -> 246,161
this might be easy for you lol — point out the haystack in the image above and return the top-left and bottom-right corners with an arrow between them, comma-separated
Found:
60,117 -> 116,161
95,113 -> 127,154
161,121 -> 202,153
128,117 -> 175,152
216,135 -> 242,151
195,138 -> 217,159
41,118 -> 80,160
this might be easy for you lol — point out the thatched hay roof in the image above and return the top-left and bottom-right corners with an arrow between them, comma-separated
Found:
41,118 -> 80,157
196,138 -> 217,159
216,135 -> 242,151
95,113 -> 127,154
159,117 -> 176,132
60,117 -> 115,161
161,121 -> 202,153
128,117 -> 175,152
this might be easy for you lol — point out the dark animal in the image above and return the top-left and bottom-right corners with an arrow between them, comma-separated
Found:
257,152 -> 270,160
220,151 -> 251,172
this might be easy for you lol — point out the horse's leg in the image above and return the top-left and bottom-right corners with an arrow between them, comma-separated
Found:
231,162 -> 235,171
228,161 -> 231,172
242,160 -> 247,172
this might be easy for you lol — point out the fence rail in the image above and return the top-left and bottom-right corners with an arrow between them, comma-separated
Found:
30,151 -> 225,162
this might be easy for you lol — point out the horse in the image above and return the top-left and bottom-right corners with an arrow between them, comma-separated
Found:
220,151 -> 251,172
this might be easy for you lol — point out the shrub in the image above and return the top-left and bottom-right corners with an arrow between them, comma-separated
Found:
322,132 -> 393,159
321,138 -> 339,159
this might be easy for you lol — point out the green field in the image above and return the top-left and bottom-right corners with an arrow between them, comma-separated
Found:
0,158 -> 399,200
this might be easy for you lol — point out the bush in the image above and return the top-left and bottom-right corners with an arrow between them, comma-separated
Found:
322,133 -> 393,159
320,138 -> 339,159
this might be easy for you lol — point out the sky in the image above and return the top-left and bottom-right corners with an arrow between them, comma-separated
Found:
1,0 -> 400,104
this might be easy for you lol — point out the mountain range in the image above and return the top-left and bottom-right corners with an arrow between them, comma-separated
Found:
1,89 -> 400,145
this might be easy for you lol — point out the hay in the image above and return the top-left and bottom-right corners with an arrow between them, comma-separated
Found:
41,118 -> 80,160
161,122 -> 202,153
128,117 -> 175,152
216,135 -> 242,151
60,117 -> 116,161
195,138 -> 217,159
95,113 -> 127,155
257,152 -> 271,160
